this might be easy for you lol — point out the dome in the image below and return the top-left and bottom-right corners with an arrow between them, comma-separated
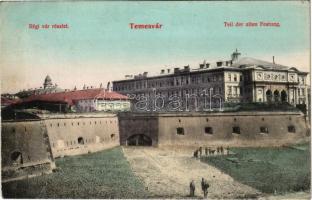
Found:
44,75 -> 52,82
43,75 -> 53,89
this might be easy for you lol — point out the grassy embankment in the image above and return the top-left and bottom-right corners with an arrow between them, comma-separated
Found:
2,147 -> 150,198
201,143 -> 310,194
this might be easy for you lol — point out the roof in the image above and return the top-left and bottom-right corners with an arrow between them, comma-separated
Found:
114,56 -> 306,83
21,88 -> 128,106
1,97 -> 20,107
231,57 -> 294,71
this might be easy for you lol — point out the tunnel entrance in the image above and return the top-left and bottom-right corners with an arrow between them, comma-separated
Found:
11,151 -> 23,165
126,134 -> 152,146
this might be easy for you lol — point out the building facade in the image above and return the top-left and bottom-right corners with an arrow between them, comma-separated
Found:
15,75 -> 64,98
113,50 -> 308,111
12,88 -> 130,113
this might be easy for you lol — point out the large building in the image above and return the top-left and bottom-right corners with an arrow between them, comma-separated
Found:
15,75 -> 64,98
12,88 -> 130,113
113,50 -> 309,111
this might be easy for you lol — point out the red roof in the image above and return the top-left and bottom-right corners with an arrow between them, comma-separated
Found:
22,89 -> 128,106
1,97 -> 20,106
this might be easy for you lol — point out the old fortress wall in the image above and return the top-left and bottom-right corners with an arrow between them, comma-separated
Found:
40,113 -> 120,158
119,111 -> 309,147
157,112 -> 308,147
2,120 -> 55,182
2,111 -> 309,182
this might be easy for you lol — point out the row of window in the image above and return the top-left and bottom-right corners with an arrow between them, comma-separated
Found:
227,73 -> 243,82
227,86 -> 242,96
51,135 -> 116,148
115,74 -> 225,91
129,87 -> 224,99
50,120 -> 117,127
176,126 -> 296,135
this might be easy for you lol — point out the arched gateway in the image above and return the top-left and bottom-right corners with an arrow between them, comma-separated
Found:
126,134 -> 152,146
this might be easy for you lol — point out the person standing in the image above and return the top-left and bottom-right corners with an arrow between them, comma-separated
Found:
199,146 -> 203,157
201,178 -> 205,195
190,180 -> 195,197
203,179 -> 210,198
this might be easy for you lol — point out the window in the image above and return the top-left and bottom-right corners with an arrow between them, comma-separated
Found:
111,134 -> 115,139
78,137 -> 84,145
234,74 -> 237,82
176,127 -> 185,135
260,127 -> 269,134
228,86 -> 232,95
178,119 -> 181,123
232,126 -> 240,134
288,126 -> 296,133
204,127 -> 213,134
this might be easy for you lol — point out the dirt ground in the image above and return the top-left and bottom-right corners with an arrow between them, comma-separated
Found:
122,146 -> 261,199
260,192 -> 310,200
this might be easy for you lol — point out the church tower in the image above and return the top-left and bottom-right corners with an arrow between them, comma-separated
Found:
231,49 -> 241,62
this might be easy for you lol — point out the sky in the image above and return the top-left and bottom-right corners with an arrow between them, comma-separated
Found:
0,1 -> 310,93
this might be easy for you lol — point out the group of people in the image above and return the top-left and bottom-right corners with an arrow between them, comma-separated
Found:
189,178 -> 210,198
193,146 -> 230,158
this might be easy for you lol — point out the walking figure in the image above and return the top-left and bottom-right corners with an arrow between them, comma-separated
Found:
203,180 -> 210,198
226,146 -> 230,155
220,146 -> 224,155
190,180 -> 195,197
201,178 -> 205,194
205,147 -> 208,156
199,146 -> 203,157
194,150 -> 199,158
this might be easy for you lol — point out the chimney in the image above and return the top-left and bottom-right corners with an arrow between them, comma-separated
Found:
273,56 -> 275,64
216,61 -> 223,67
206,63 -> 210,68
107,82 -> 111,91
174,67 -> 180,73
199,64 -> 205,69
167,69 -> 171,73
161,69 -> 165,74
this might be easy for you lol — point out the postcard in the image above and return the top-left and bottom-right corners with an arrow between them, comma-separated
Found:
1,1 -> 311,199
